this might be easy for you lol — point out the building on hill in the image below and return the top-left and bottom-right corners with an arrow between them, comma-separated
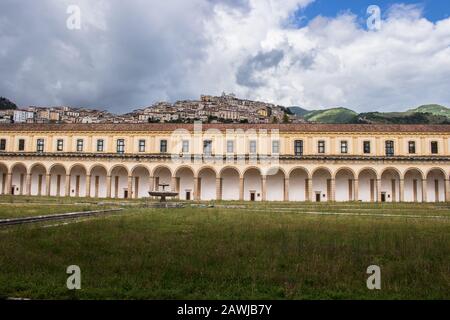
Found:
0,123 -> 448,202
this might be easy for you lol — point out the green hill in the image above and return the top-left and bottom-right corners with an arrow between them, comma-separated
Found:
288,106 -> 310,117
356,111 -> 449,124
303,107 -> 358,124
408,104 -> 450,118
0,97 -> 17,110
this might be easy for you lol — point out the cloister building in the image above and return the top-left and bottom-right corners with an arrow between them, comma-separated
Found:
0,123 -> 449,203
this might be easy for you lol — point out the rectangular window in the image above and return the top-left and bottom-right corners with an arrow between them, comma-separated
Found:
363,141 -> 371,154
385,140 -> 394,156
0,139 -> 6,151
203,140 -> 212,156
18,139 -> 25,151
182,140 -> 190,153
294,140 -> 303,156
76,139 -> 84,152
97,139 -> 104,152
340,141 -> 348,154
57,139 -> 64,152
160,140 -> 167,153
139,140 -> 146,152
318,140 -> 325,154
249,140 -> 257,154
117,139 -> 125,154
431,141 -> 439,154
227,140 -> 234,153
408,141 -> 416,154
272,140 -> 280,154
37,139 -> 44,153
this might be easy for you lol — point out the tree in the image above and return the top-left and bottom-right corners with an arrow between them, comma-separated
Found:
0,97 -> 18,110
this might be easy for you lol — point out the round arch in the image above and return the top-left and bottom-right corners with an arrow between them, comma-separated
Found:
29,163 -> 47,196
69,164 -> 88,198
403,168 -> 425,203
131,165 -> 151,199
89,165 -> 108,198
288,167 -> 309,202
198,167 -> 217,200
426,167 -> 446,202
220,166 -> 240,201
243,167 -> 262,201
311,167 -> 332,202
9,163 -> 27,196
0,162 -> 8,195
335,167 -> 356,202
175,166 -> 195,200
266,167 -> 286,202
49,164 -> 67,197
110,165 -> 129,199
380,167 -> 402,203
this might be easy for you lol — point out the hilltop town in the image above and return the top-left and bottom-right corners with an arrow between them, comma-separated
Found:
0,93 -> 294,125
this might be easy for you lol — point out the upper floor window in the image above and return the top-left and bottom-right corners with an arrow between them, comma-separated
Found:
294,140 -> 303,156
117,139 -> 125,154
363,141 -> 371,154
18,139 -> 25,151
203,140 -> 212,156
272,140 -> 280,154
0,139 -> 6,151
227,140 -> 234,153
97,139 -> 104,152
431,141 -> 439,154
160,140 -> 167,153
249,140 -> 257,154
385,140 -> 394,157
408,141 -> 416,154
182,140 -> 189,153
139,140 -> 146,153
57,139 -> 64,152
76,139 -> 84,152
340,141 -> 348,154
318,140 -> 325,154
36,139 -> 44,153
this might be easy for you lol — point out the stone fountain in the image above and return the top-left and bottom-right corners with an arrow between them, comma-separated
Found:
148,184 -> 179,203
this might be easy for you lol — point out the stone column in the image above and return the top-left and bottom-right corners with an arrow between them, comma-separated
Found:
171,176 -> 177,193
26,173 -> 32,196
65,174 -> 71,197
307,178 -> 313,202
329,178 -> 336,202
45,174 -> 51,196
239,177 -> 244,201
399,179 -> 405,203
216,177 -> 222,201
86,175 -> 91,198
149,176 -> 154,192
194,177 -> 200,201
422,179 -> 427,203
5,172 -> 12,195
106,175 -> 111,198
261,176 -> 267,201
127,176 -> 133,199
445,179 -> 450,203
376,179 -> 382,202
354,179 -> 359,202
284,178 -> 289,202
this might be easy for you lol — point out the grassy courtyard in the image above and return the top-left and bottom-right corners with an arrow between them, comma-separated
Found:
0,197 -> 449,300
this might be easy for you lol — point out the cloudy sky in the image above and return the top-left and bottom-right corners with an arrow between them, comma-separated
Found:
1,0 -> 450,113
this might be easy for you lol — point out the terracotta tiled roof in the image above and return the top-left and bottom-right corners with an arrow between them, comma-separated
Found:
0,123 -> 449,133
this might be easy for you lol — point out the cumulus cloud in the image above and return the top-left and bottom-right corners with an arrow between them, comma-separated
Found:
0,0 -> 450,112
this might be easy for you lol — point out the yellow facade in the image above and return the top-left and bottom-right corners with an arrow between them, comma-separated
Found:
0,123 -> 449,202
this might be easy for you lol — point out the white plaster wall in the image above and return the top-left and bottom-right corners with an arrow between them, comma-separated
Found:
178,169 -> 194,200
289,170 -> 307,202
199,170 -> 216,200
336,171 -> 353,202
266,171 -> 284,201
154,168 -> 171,191
50,167 -> 66,196
0,167 -> 8,194
90,167 -> 107,198
312,170 -> 330,202
404,171 -> 423,202
381,171 -> 399,202
221,169 -> 239,200
427,171 -> 445,202
358,171 -> 376,202
244,169 -> 262,201
132,167 -> 150,198
11,166 -> 26,195
70,167 -> 87,197
30,166 -> 46,196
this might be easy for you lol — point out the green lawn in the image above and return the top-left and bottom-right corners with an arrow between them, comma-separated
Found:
0,200 -> 449,300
